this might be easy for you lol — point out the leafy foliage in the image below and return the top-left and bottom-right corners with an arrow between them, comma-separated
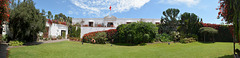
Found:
158,33 -> 173,42
0,0 -> 10,22
92,32 -> 108,44
114,22 -> 158,44
9,0 -> 46,42
9,40 -> 24,46
159,8 -> 180,33
179,37 -> 196,43
82,29 -> 117,44
217,0 -> 240,42
170,31 -> 181,41
69,25 -> 81,38
199,27 -> 218,42
200,23 -> 233,42
178,12 -> 202,35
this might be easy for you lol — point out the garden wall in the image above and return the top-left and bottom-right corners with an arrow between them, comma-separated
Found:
80,27 -> 116,38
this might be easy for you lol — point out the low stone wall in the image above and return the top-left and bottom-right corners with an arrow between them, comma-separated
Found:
80,27 -> 116,38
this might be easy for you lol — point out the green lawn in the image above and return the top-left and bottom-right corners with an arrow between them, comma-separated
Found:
9,41 -> 239,58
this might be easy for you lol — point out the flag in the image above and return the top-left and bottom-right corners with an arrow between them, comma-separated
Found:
109,6 -> 111,11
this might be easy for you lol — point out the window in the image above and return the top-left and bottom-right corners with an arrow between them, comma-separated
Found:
107,22 -> 114,27
126,22 -> 131,24
89,22 -> 93,27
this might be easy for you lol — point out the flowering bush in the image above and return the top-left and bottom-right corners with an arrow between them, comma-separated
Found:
201,23 -> 233,36
0,0 -> 11,22
82,29 -> 117,43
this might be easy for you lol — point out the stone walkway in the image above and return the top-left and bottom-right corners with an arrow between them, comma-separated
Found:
0,39 -> 69,58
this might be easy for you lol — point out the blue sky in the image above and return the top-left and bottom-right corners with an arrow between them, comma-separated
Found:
32,0 -> 223,24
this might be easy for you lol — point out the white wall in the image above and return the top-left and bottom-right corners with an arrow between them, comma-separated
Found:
81,27 -> 116,38
49,23 -> 68,39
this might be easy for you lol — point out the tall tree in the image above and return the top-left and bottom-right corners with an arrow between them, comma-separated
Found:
159,8 -> 180,33
54,14 -> 59,20
41,9 -> 45,15
179,12 -> 201,34
9,0 -> 46,42
47,11 -> 53,19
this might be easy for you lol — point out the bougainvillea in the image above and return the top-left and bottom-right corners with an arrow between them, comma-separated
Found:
201,22 -> 234,37
217,0 -> 240,42
47,19 -> 67,25
0,0 -> 11,24
82,29 -> 117,43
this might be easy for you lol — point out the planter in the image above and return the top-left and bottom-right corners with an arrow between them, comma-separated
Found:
52,38 -> 57,40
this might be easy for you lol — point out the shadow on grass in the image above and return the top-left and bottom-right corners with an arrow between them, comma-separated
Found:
198,41 -> 215,44
112,43 -> 146,46
218,54 -> 234,58
24,42 -> 44,46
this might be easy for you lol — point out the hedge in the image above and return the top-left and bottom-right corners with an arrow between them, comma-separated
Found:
114,22 -> 158,44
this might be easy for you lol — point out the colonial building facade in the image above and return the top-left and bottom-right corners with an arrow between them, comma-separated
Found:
72,16 -> 161,38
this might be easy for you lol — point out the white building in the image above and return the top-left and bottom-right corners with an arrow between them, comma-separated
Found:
72,16 -> 161,38
44,20 -> 68,39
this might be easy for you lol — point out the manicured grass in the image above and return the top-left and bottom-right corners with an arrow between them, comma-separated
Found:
9,41 -> 239,58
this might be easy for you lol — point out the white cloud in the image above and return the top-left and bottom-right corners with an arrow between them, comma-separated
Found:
70,0 -> 150,17
159,0 -> 200,7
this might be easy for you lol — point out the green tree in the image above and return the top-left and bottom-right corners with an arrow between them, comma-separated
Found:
41,9 -> 45,15
179,12 -> 202,35
47,11 -> 53,19
9,0 -> 46,42
54,14 -> 59,20
160,8 -> 180,33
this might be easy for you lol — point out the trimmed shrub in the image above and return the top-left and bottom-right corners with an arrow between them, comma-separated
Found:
105,29 -> 117,41
92,32 -> 108,44
114,22 -> 158,44
154,34 -> 161,42
159,33 -> 173,42
180,37 -> 196,43
82,29 -> 117,44
9,41 -> 24,46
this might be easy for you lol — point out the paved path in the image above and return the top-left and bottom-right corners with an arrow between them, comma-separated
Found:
0,43 -> 8,58
0,39 -> 69,58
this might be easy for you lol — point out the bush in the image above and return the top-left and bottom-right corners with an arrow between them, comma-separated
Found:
69,25 -> 81,38
180,37 -> 196,43
114,22 -> 158,44
9,41 -> 24,46
57,36 -> 62,39
154,34 -> 161,42
105,29 -> 117,41
159,33 -> 173,42
201,23 -> 233,42
2,35 -> 8,42
92,32 -> 108,44
82,29 -> 116,44
170,31 -> 180,41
